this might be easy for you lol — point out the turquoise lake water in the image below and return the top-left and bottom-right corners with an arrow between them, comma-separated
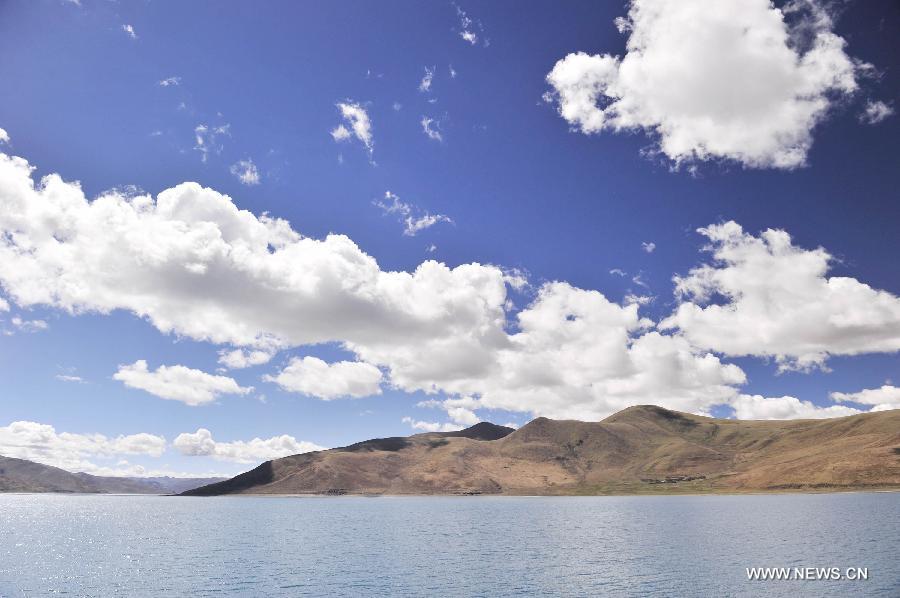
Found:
0,492 -> 897,596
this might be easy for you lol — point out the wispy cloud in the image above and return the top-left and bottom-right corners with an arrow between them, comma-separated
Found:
421,116 -> 443,142
230,159 -> 260,185
331,101 -> 373,159
374,191 -> 452,236
193,123 -> 230,162
122,24 -> 137,39
860,100 -> 894,125
454,4 -> 487,47
419,66 -> 435,93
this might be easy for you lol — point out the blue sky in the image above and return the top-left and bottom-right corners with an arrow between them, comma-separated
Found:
0,0 -> 898,477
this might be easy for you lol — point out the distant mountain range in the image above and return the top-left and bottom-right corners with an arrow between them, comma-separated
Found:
0,455 -> 224,494
184,406 -> 900,496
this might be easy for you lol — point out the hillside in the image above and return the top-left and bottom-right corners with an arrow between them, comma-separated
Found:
183,406 -> 900,496
0,455 -> 224,494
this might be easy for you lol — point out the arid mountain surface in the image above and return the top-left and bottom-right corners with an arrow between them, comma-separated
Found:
184,406 -> 900,496
0,455 -> 224,494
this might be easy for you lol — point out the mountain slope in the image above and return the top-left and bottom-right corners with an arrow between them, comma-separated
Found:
183,407 -> 900,496
0,455 -> 224,494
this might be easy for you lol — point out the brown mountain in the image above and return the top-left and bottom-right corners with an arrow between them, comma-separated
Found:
0,455 -> 224,494
183,406 -> 900,496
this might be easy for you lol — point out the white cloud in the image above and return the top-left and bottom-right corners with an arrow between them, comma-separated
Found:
330,124 -> 351,141
830,385 -> 900,412
0,151 -> 505,365
113,360 -> 253,406
332,101 -> 373,157
421,116 -> 443,142
230,159 -> 260,186
122,24 -> 137,39
355,281 -> 746,421
419,66 -> 435,93
392,102 -> 403,112
401,417 -> 463,433
264,356 -> 383,400
545,0 -> 863,169
0,128 -> 9,145
641,241 -> 656,253
661,222 -> 900,371
158,76 -> 181,87
194,123 -> 230,163
404,213 -> 452,236
11,316 -> 48,332
859,100 -> 894,125
4,148 -> 887,422
0,420 -> 165,474
373,190 -> 411,216
217,348 -> 274,369
609,268 -> 626,277
454,4 -> 486,47
55,374 -> 84,383
449,65 -> 457,79
730,394 -> 861,420
173,428 -> 324,463
374,191 -> 452,236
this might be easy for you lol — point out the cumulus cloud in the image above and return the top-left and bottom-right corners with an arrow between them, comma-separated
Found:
0,128 -> 9,145
122,24 -> 137,39
661,222 -> 900,371
830,385 -> 900,412
173,428 -> 324,463
331,101 -> 373,157
113,360 -> 253,406
545,0 -> 864,169
5,148 -> 895,421
0,420 -> 165,474
859,100 -> 894,125
264,356 -> 383,400
730,394 -> 861,420
217,348 -> 274,369
641,241 -> 656,253
230,159 -> 260,185
158,76 -> 181,87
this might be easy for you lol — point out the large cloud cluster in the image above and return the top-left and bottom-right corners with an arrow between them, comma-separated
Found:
661,222 -> 900,371
1,149 -> 897,424
545,0 -> 863,169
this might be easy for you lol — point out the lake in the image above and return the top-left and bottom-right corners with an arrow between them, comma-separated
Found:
0,492 -> 897,596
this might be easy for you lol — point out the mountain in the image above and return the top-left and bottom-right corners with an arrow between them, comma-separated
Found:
183,406 -> 900,496
0,455 -> 225,494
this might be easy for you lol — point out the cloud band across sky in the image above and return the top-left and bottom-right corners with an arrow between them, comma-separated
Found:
1,147 -> 899,428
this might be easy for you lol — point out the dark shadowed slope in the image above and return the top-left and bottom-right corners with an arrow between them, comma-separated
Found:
0,455 -> 224,493
182,407 -> 900,496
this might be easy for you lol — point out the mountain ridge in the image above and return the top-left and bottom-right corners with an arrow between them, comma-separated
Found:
183,405 -> 900,496
0,455 -> 225,494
